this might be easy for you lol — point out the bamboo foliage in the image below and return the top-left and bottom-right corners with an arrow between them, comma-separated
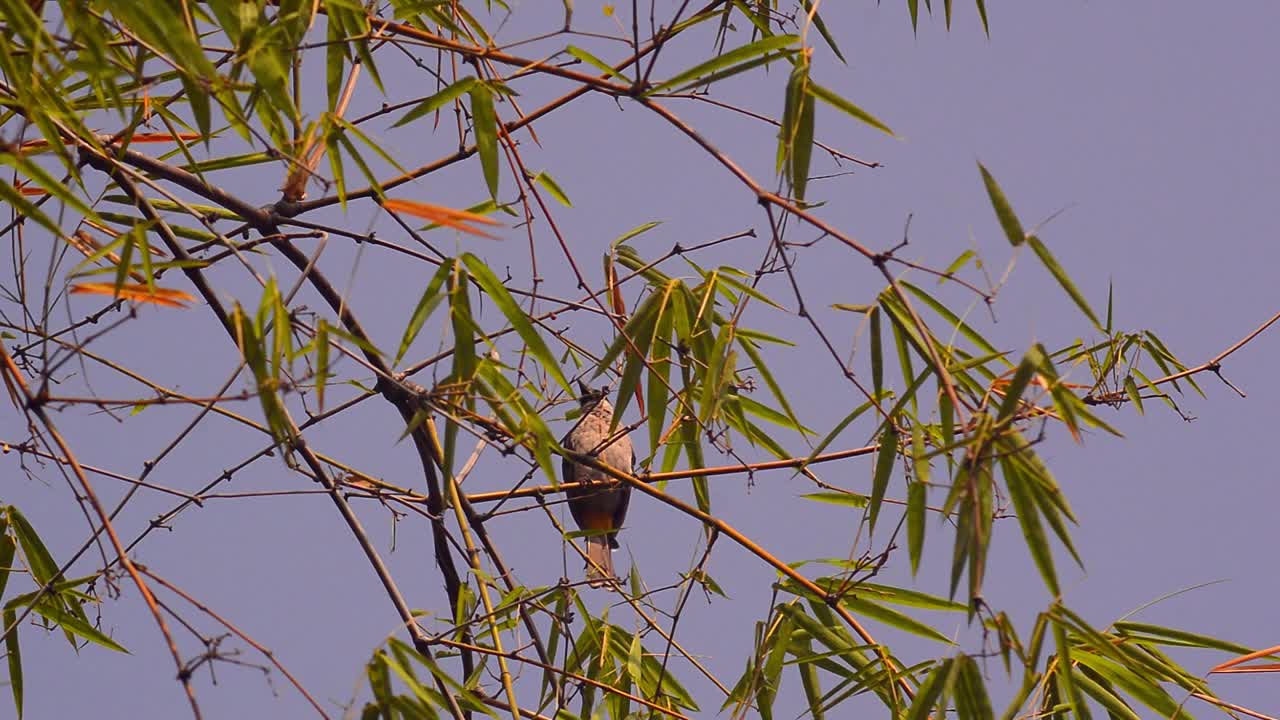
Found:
0,2 -> 1274,720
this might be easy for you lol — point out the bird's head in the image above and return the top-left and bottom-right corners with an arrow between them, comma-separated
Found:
576,380 -> 613,418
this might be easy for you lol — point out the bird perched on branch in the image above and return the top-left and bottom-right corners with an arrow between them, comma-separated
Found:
563,381 -> 633,587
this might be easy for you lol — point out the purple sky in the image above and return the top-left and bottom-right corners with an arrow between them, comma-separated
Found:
6,2 -> 1280,717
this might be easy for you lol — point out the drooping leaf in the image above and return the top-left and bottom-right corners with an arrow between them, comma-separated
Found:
978,162 -> 1026,247
868,422 -> 899,536
1026,235 -> 1102,329
469,83 -> 500,200
462,253 -> 570,394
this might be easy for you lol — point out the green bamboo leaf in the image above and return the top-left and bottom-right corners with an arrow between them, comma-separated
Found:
868,423 -> 898,535
334,117 -> 408,177
996,349 -> 1041,422
1073,669 -> 1142,720
1054,621 -> 1093,720
394,79 -> 477,128
801,0 -> 846,63
4,607 -> 21,719
910,421 -> 931,486
794,634 -> 826,720
0,525 -> 14,602
805,397 -> 879,465
565,45 -> 628,81
1124,375 -> 1145,414
612,222 -> 663,248
976,0 -> 990,36
462,253 -> 570,393
647,282 -> 677,457
907,481 -> 926,575
177,151 -> 274,174
738,337 -> 803,436
736,394 -> 810,434
869,306 -> 884,396
1113,622 -> 1253,655
314,319 -> 330,411
838,595 -> 953,645
324,122 -> 348,208
901,281 -> 1002,359
707,266 -> 786,310
0,179 -> 63,239
800,492 -> 869,508
1071,651 -> 1185,718
788,64 -> 815,202
530,170 -> 572,207
955,654 -> 994,720
807,82 -> 894,136
1026,234 -> 1101,328
447,260 -> 476,382
647,34 -> 799,95
6,508 -> 57,588
0,151 -> 99,222
940,249 -> 976,285
594,291 -> 662,376
469,84 -> 500,200
904,658 -> 950,720
611,301 -> 660,432
332,131 -> 385,202
1002,457 -> 1060,596
698,322 -> 735,423
978,162 -> 1026,247
29,600 -> 127,653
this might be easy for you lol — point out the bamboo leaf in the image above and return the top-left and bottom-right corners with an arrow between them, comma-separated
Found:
6,508 -> 57,588
868,422 -> 898,536
807,82 -> 894,136
646,35 -> 799,95
462,253 -> 570,393
978,162 -> 1026,247
801,492 -> 868,509
1002,457 -> 1060,596
1071,651 -> 1185,718
996,349 -> 1040,422
801,0 -> 846,63
1073,669 -> 1142,720
469,84 -> 500,200
29,600 -> 127,653
4,607 -> 21,719
565,45 -> 627,81
530,170 -> 572,207
805,397 -> 879,464
1026,234 -> 1102,329
904,658 -> 951,720
393,77 -> 477,128
908,481 -> 926,575
954,654 -> 994,720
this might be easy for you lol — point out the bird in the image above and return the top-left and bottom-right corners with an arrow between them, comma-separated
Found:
562,381 -> 633,587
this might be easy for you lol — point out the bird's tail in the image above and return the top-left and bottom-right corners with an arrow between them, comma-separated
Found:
585,537 -> 614,587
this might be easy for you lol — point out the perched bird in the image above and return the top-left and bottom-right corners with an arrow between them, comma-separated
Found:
563,381 -> 633,587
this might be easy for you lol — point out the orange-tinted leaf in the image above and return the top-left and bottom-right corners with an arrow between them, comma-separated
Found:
1211,643 -> 1280,674
382,198 -> 502,240
120,133 -> 204,144
70,282 -> 194,308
